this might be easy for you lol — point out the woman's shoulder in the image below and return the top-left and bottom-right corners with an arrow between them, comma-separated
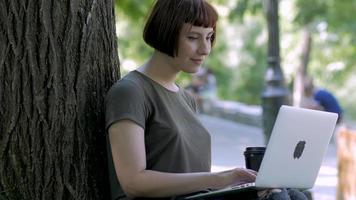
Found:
106,71 -> 146,100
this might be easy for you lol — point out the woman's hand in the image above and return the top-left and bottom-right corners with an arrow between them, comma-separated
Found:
230,168 -> 257,186
214,168 -> 257,189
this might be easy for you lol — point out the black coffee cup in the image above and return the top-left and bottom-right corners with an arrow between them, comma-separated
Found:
244,147 -> 266,172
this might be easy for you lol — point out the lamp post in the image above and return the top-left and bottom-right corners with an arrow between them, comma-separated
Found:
261,0 -> 290,143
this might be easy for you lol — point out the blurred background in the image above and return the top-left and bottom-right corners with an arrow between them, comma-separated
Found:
115,0 -> 356,122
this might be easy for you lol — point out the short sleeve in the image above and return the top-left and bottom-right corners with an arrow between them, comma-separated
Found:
105,79 -> 149,131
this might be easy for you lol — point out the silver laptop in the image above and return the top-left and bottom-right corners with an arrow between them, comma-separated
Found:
183,105 -> 338,199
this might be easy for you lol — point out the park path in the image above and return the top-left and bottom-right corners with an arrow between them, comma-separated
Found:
198,114 -> 338,200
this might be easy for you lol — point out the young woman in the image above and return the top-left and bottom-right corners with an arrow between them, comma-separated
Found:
106,0 -> 307,199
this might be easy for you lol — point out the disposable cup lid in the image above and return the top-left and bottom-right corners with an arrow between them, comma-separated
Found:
244,147 -> 266,154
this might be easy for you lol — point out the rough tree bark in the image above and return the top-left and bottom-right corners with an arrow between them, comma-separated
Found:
0,0 -> 120,199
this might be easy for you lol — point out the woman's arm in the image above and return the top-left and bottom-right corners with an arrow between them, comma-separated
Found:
109,120 -> 256,198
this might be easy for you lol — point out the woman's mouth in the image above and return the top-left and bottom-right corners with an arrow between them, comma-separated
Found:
191,58 -> 203,64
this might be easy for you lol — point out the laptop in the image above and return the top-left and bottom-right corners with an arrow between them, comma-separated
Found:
182,105 -> 338,199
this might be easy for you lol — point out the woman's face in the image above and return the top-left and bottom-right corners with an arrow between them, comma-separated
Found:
170,23 -> 214,73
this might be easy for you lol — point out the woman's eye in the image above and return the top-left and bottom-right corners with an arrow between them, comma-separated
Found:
188,36 -> 198,40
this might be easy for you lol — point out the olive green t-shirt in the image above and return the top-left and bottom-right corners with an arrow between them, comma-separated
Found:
105,70 -> 211,200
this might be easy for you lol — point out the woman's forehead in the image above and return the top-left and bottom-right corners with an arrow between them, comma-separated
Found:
181,23 -> 214,34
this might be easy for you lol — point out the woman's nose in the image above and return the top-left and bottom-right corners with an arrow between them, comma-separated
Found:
198,39 -> 211,55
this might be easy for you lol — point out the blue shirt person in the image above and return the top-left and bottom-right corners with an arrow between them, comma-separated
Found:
304,77 -> 343,123
314,89 -> 342,120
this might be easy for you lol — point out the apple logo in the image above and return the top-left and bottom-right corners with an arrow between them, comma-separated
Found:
293,141 -> 306,159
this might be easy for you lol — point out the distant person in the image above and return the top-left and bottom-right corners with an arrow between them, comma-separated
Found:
187,68 -> 217,99
186,68 -> 217,112
303,76 -> 343,123
197,68 -> 218,99
105,0 -> 307,199
186,71 -> 204,97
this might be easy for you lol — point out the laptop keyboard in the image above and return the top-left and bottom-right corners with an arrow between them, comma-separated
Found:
181,182 -> 257,199
230,182 -> 255,190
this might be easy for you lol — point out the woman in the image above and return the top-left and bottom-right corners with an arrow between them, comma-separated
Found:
106,0 -> 307,199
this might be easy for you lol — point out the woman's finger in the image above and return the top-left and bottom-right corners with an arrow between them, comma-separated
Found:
257,190 -> 269,198
246,169 -> 258,175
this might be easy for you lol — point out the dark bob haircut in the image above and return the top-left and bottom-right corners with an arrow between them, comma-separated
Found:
143,0 -> 218,57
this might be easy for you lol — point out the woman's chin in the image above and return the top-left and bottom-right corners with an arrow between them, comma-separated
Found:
185,66 -> 202,74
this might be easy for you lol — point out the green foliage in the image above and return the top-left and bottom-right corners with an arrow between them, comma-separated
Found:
115,0 -> 154,22
293,0 -> 327,25
204,52 -> 234,100
229,20 -> 267,104
115,0 -> 154,75
308,33 -> 356,119
326,0 -> 356,33
229,0 -> 263,21
292,0 -> 356,119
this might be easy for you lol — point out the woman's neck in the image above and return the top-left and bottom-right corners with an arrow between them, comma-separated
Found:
137,51 -> 179,92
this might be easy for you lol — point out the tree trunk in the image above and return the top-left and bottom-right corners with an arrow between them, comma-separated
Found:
0,0 -> 120,199
293,28 -> 312,107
